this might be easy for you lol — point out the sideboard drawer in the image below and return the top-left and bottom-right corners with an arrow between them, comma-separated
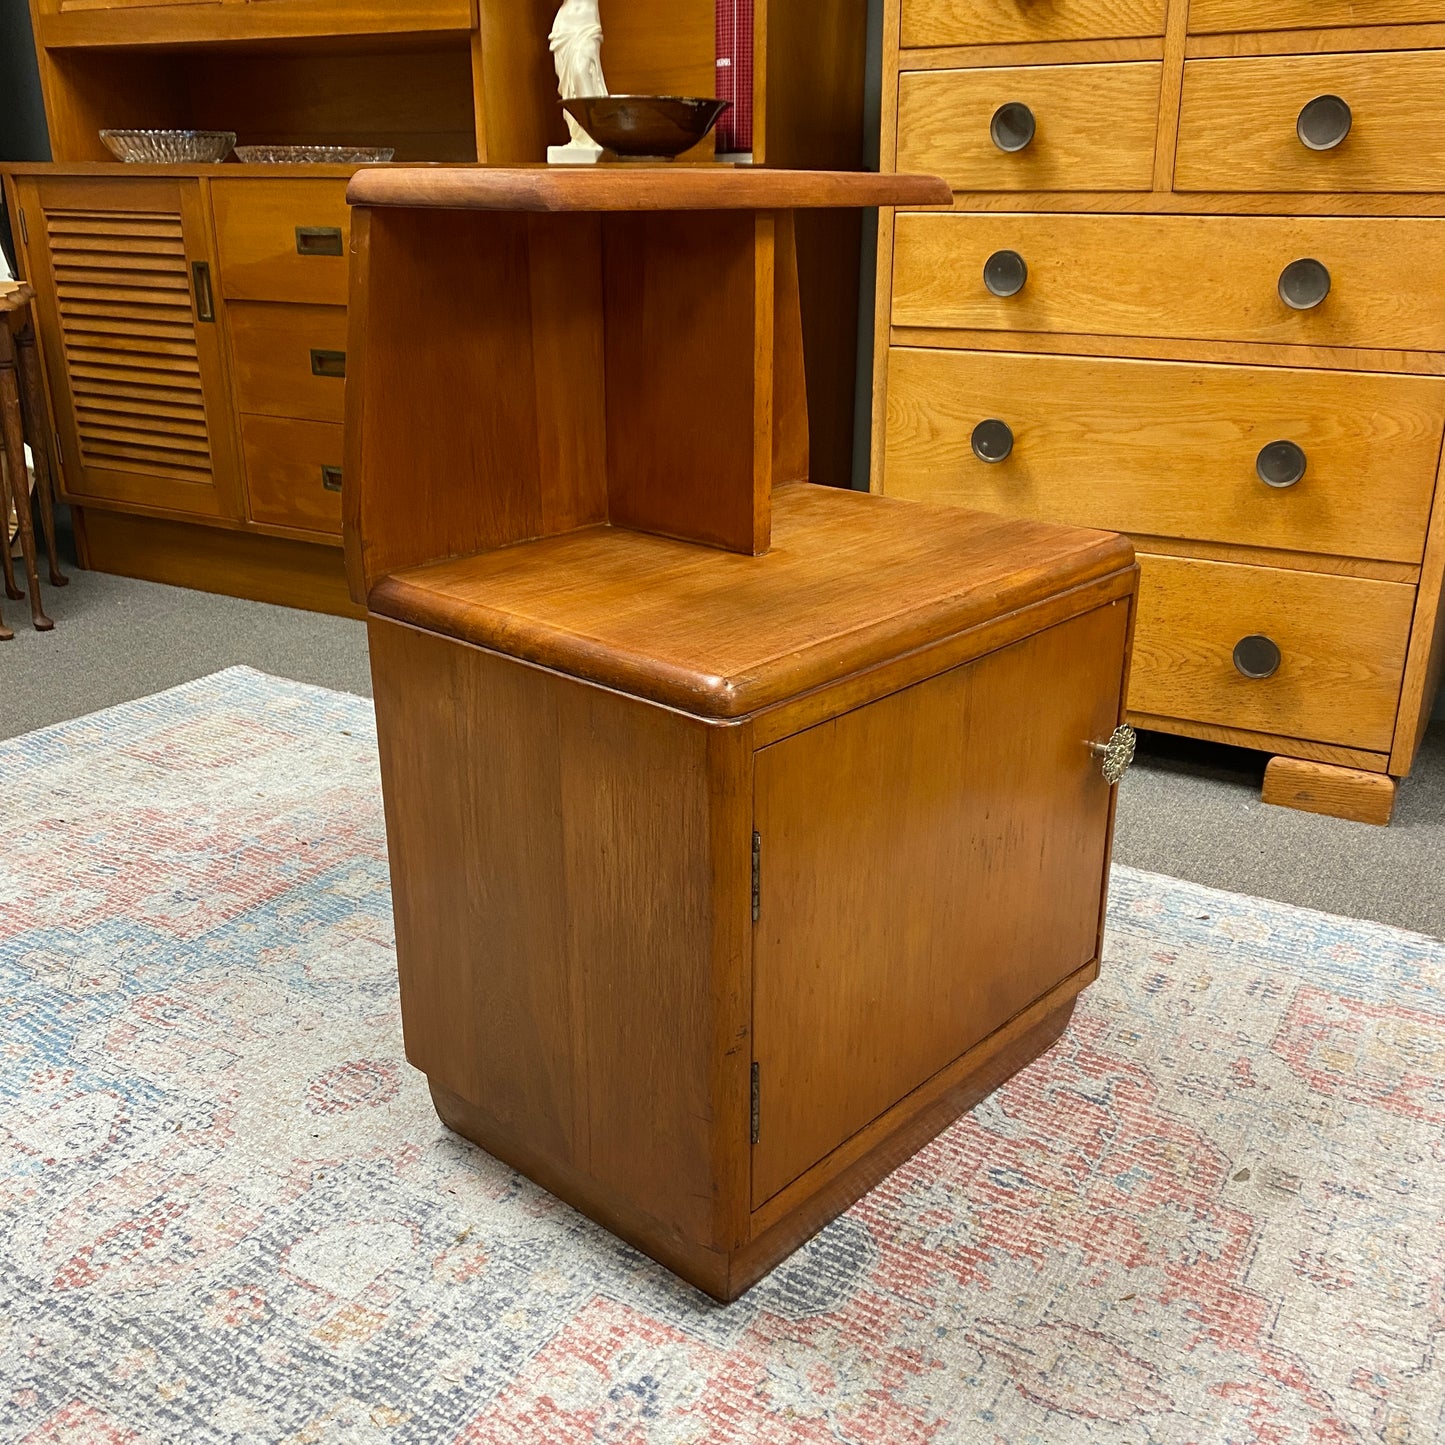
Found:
228,302 -> 348,424
241,414 -> 344,536
212,179 -> 351,305
884,348 -> 1445,563
1176,52 -> 1445,193
1129,554 -> 1414,752
1189,0 -> 1443,34
892,212 -> 1445,351
902,0 -> 1166,46
898,64 -> 1160,192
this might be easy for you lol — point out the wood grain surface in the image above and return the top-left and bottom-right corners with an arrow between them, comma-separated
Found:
901,0 -> 1166,48
371,482 -> 1134,719
81,508 -> 356,614
37,0 -> 475,49
12,172 -> 245,521
1261,755 -> 1397,825
239,414 -> 344,537
1187,0 -> 1445,35
601,210 -> 771,554
883,347 -> 1445,563
1129,552 -> 1416,752
226,301 -> 348,424
369,616 -> 751,1255
211,178 -> 352,306
1129,710 -> 1391,773
893,212 -> 1445,352
347,166 -> 952,212
1391,441 -> 1445,776
750,601 -> 1128,1205
897,63 -> 1161,192
1176,51 -> 1445,194
1187,22 -> 1445,59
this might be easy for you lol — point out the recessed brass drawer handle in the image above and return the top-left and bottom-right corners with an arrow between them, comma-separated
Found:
1088,723 -> 1136,785
1297,94 -> 1351,151
983,248 -> 1027,298
191,260 -> 214,323
1233,634 -> 1281,680
1278,258 -> 1330,310
321,464 -> 343,493
310,349 -> 347,379
990,102 -> 1035,153
296,225 -> 344,257
1256,440 -> 1307,488
971,418 -> 1014,463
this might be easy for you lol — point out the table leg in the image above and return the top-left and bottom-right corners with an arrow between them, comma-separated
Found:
0,326 -> 52,631
14,322 -> 67,588
0,417 -> 21,602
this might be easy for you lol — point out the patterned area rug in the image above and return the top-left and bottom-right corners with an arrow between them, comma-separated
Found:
2,668 -> 1442,1445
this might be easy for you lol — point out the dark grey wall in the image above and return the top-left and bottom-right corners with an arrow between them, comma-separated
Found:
1,0 -> 49,160
849,0 -> 883,489
1,0 -> 49,273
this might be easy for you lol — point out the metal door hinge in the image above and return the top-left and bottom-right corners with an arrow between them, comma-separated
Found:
750,831 -> 760,923
17,207 -> 28,246
750,1062 -> 760,1145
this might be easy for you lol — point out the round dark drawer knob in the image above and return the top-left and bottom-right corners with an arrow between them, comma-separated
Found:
971,419 -> 1014,463
1256,440 -> 1307,488
1297,94 -> 1352,151
983,249 -> 1028,297
1233,634 -> 1282,680
1278,258 -> 1331,310
990,102 -> 1036,153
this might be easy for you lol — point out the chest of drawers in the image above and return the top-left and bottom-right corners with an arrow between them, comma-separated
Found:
873,2 -> 1445,823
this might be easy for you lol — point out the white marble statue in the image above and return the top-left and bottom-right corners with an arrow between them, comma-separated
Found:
548,0 -> 607,164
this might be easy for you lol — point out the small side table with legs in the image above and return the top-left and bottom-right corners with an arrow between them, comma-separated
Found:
0,279 -> 67,638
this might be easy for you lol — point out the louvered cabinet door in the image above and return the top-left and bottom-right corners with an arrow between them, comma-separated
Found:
18,176 -> 243,520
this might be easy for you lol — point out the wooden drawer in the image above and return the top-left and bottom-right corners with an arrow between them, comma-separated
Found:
241,414 -> 344,536
901,0 -> 1166,47
892,212 -> 1445,351
1189,0 -> 1443,34
1177,52 -> 1445,193
897,64 -> 1160,193
228,302 -> 348,424
883,349 -> 1445,563
1129,554 -> 1415,752
212,179 -> 351,305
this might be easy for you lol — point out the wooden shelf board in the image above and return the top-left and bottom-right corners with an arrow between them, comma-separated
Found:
347,165 -> 952,213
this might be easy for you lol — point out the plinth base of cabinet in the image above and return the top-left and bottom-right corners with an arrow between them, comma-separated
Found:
77,507 -> 361,618
1261,756 -> 1398,826
429,989 -> 1081,1304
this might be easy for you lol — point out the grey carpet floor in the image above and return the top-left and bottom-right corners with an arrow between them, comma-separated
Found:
5,526 -> 1443,939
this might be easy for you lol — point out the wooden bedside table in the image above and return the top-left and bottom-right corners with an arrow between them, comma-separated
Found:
346,165 -> 1140,1301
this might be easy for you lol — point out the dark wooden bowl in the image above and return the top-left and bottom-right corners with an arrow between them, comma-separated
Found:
561,95 -> 731,159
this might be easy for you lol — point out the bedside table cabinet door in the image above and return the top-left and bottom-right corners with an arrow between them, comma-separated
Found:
750,600 -> 1130,1208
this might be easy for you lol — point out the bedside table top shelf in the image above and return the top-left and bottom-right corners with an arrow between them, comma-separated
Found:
343,166 -> 953,599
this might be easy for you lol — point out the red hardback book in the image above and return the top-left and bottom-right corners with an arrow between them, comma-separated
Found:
715,0 -> 754,156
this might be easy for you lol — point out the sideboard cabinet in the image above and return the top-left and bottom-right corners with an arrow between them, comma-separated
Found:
871,0 -> 1445,823
4,0 -> 868,613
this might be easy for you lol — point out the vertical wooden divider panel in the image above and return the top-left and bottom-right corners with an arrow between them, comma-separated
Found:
603,209 -> 771,554
771,212 -> 811,488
